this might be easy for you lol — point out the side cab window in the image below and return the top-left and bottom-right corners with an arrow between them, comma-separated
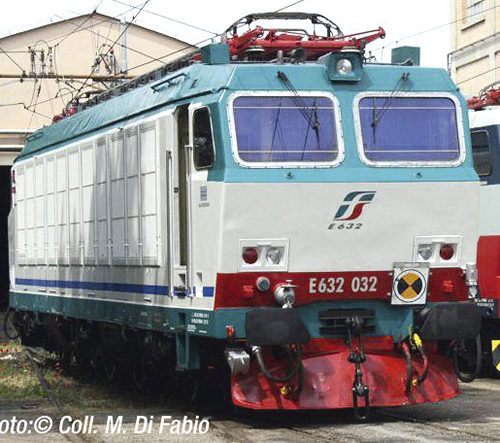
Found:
193,107 -> 215,170
471,130 -> 492,177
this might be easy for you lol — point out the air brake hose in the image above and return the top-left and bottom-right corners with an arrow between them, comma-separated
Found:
452,335 -> 482,383
253,345 -> 303,384
412,333 -> 429,385
402,342 -> 413,393
416,345 -> 429,384
403,336 -> 429,391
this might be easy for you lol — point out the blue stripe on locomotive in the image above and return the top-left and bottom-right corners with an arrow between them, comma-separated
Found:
15,278 -> 215,297
17,62 -> 477,184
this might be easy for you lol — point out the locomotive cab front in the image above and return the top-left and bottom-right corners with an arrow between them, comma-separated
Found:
205,48 -> 482,412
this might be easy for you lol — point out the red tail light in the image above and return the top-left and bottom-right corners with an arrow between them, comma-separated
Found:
242,247 -> 259,264
439,244 -> 454,260
226,325 -> 235,340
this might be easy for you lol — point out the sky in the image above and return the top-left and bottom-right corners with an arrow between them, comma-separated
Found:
0,0 -> 452,69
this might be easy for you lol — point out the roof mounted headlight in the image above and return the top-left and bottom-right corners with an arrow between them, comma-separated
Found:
336,58 -> 353,76
319,49 -> 363,82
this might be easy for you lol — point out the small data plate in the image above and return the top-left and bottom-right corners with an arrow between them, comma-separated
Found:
391,262 -> 429,306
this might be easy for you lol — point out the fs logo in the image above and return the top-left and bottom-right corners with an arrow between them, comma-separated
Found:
332,191 -> 376,221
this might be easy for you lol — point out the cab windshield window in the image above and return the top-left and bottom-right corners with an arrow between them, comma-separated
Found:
233,96 -> 338,163
358,96 -> 460,163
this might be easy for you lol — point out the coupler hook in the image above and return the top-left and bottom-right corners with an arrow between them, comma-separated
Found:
346,316 -> 370,420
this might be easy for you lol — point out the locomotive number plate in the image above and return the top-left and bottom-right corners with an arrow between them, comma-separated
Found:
309,276 -> 378,295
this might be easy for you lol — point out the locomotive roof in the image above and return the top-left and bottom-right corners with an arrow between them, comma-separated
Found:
18,59 -> 459,162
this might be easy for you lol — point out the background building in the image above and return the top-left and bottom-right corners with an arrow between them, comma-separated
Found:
450,0 -> 499,97
0,11 -> 193,161
0,11 -> 193,309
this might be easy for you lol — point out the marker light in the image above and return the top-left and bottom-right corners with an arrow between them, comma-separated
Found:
242,247 -> 259,264
439,244 -> 455,260
336,58 -> 353,76
226,325 -> 235,340
418,244 -> 433,261
266,247 -> 283,265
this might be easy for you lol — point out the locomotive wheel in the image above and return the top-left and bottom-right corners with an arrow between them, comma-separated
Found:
89,346 -> 103,370
219,374 -> 240,416
132,359 -> 149,391
453,335 -> 482,383
132,368 -> 146,390
3,309 -> 21,340
59,346 -> 74,373
104,357 -> 117,382
181,375 -> 200,404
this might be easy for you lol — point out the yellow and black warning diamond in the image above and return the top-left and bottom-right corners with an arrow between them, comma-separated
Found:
397,272 -> 423,300
492,340 -> 500,372
393,269 -> 427,304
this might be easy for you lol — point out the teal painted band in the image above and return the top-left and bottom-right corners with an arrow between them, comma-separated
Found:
17,63 -> 476,185
10,291 -> 413,341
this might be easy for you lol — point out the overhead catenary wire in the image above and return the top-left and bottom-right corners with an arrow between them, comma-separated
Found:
2,0 -> 496,115
0,6 -> 140,86
355,3 -> 500,89
52,44 -> 73,108
27,78 -> 40,109
33,6 -> 136,49
24,106 -> 52,121
0,101 -> 26,108
71,0 -> 152,102
0,50 -> 31,54
54,0 -> 104,47
24,88 -> 76,111
457,64 -> 500,86
275,0 -> 305,13
371,2 -> 500,57
111,0 -> 219,36
0,100 -> 51,120
9,0 -> 308,113
0,45 -> 26,73
25,78 -> 52,132
73,16 -> 172,68
49,5 -> 166,66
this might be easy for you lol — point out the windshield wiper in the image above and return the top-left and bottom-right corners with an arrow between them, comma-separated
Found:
270,101 -> 285,161
301,99 -> 321,160
277,71 -> 320,134
371,72 -> 410,140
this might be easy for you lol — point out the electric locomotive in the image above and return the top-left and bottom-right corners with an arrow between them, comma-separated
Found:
467,84 -> 500,374
8,13 -> 481,417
